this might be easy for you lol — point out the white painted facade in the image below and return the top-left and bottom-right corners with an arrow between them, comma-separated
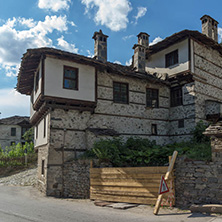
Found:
34,113 -> 49,147
33,61 -> 42,103
146,39 -> 189,75
44,57 -> 96,102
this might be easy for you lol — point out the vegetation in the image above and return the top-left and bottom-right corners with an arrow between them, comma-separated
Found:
82,121 -> 211,167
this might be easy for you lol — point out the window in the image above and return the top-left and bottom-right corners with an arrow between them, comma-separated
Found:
165,50 -> 178,68
21,127 -> 29,138
113,82 -> 129,104
43,117 -> 46,138
63,66 -> 78,90
11,128 -> 16,136
171,87 -> 183,107
178,119 -> 184,128
151,124 -> 157,135
146,88 -> 159,108
41,160 -> 45,175
11,141 -> 15,146
36,125 -> 38,139
35,70 -> 39,92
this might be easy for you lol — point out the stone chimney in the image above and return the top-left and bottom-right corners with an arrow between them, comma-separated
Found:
200,15 -> 218,42
92,30 -> 108,62
132,32 -> 149,72
137,32 -> 150,48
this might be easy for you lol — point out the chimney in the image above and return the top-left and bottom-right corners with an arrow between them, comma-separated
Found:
200,15 -> 218,42
132,32 -> 149,72
137,32 -> 150,48
92,30 -> 109,62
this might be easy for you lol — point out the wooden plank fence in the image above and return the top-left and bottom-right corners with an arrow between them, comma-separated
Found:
90,163 -> 175,205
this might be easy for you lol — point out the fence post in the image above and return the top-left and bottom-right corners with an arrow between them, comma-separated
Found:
153,151 -> 178,215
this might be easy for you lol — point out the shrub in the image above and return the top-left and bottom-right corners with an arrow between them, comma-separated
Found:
83,121 -> 211,167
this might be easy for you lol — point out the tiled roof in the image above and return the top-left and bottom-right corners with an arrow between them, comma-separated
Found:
17,47 -> 168,95
0,116 -> 30,126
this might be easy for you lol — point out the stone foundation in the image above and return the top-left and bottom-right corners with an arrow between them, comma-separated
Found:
175,158 -> 222,208
46,160 -> 90,198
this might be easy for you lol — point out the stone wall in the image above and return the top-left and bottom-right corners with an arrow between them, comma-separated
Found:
193,40 -> 222,121
169,82 -> 196,143
44,159 -> 90,198
175,158 -> 222,208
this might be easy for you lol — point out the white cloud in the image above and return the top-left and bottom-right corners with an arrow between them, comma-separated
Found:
114,60 -> 121,65
150,36 -> 163,46
0,16 -> 70,76
0,88 -> 30,118
57,36 -> 79,53
87,50 -> 94,58
133,7 -> 147,24
81,0 -> 132,31
122,34 -> 135,41
38,0 -> 71,12
125,58 -> 132,66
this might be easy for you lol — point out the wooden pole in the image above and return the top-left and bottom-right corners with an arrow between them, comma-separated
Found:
153,151 -> 178,215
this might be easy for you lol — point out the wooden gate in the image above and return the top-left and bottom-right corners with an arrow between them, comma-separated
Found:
90,164 -> 175,205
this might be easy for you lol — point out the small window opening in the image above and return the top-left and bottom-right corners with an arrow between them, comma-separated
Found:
178,119 -> 184,128
151,124 -> 157,135
41,160 -> 45,175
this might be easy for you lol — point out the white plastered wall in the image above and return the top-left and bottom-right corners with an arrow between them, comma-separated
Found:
146,39 -> 189,75
33,61 -> 42,102
34,114 -> 49,147
44,57 -> 95,102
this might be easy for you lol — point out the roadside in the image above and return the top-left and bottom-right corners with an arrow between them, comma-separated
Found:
0,168 -> 222,221
0,185 -> 221,222
0,166 -> 37,186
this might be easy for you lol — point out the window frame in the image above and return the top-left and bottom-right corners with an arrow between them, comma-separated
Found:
171,87 -> 183,107
178,119 -> 184,128
151,124 -> 157,135
113,82 -> 129,104
63,66 -> 79,91
146,88 -> 159,108
11,127 -> 16,137
35,69 -> 40,93
165,49 -> 178,68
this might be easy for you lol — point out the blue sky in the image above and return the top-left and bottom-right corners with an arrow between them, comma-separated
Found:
0,0 -> 222,118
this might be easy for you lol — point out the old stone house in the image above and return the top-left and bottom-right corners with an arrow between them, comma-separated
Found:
0,116 -> 31,149
17,15 -> 222,196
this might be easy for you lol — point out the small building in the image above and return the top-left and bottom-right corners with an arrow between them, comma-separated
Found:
16,15 -> 222,197
0,116 -> 31,149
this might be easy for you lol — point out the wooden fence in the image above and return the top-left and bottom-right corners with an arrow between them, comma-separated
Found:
90,164 -> 175,205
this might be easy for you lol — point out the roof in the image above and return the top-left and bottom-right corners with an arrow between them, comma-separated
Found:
147,29 -> 222,56
0,116 -> 30,126
17,47 -> 167,95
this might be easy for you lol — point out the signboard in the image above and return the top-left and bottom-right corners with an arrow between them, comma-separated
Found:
158,175 -> 169,195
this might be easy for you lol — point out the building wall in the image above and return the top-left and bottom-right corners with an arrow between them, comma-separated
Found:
44,57 -> 96,102
33,61 -> 42,103
34,113 -> 49,147
193,40 -> 222,121
169,82 -> 196,143
146,39 -> 189,75
0,125 -> 23,149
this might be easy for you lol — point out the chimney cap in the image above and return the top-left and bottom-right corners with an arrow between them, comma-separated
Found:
200,15 -> 219,25
137,32 -> 150,38
92,29 -> 109,40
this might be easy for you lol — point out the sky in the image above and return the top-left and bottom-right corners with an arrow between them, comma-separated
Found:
0,0 -> 222,119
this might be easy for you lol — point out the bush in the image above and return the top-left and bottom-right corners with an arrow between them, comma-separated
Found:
82,121 -> 211,166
